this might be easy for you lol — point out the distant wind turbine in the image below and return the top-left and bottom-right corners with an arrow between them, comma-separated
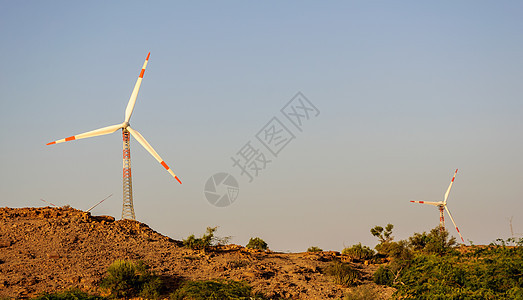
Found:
40,194 -> 112,212
85,194 -> 113,213
46,53 -> 181,220
410,169 -> 465,243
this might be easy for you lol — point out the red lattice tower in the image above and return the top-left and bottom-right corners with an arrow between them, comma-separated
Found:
121,129 -> 135,220
439,205 -> 445,233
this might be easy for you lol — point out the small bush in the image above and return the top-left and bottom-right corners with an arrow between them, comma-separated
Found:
342,243 -> 375,260
99,259 -> 162,298
246,237 -> 268,250
325,261 -> 360,287
140,276 -> 163,299
183,227 -> 216,251
183,227 -> 230,252
344,285 -> 380,300
373,265 -> 394,286
32,289 -> 103,300
171,279 -> 264,300
226,259 -> 249,269
307,246 -> 323,252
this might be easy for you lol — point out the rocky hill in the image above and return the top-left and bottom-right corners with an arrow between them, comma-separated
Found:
0,207 -> 393,299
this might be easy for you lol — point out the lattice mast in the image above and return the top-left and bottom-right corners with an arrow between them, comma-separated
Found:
439,205 -> 445,233
122,129 -> 135,219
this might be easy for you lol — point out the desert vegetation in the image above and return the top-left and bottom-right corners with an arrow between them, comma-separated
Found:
368,224 -> 523,299
307,246 -> 323,252
342,243 -> 375,261
325,261 -> 361,287
171,279 -> 267,300
182,226 -> 231,252
32,259 -> 262,300
99,259 -> 162,298
246,237 -> 268,251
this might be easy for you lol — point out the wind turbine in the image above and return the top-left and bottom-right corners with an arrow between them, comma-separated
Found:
47,52 -> 181,220
410,169 -> 464,243
41,194 -> 112,213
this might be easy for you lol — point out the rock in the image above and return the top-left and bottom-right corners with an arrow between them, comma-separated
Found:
47,252 -> 60,259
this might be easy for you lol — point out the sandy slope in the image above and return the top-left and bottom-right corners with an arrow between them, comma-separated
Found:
0,207 -> 393,299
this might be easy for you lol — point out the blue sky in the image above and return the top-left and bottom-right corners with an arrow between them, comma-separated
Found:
1,1 -> 522,252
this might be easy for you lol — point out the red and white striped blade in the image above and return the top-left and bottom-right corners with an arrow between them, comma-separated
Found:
46,124 -> 122,145
445,205 -> 464,243
126,126 -> 181,184
40,199 -> 58,207
85,193 -> 113,213
444,169 -> 458,203
410,200 -> 442,206
124,52 -> 150,123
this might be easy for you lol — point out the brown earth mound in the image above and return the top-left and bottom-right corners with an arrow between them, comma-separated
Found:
0,207 -> 393,299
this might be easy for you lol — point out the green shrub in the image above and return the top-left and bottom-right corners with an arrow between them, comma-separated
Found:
99,259 -> 162,298
171,279 -> 264,300
183,227 -> 216,251
343,285 -> 380,300
246,237 -> 268,250
342,243 -> 375,260
307,246 -> 323,252
366,224 -> 523,298
32,289 -> 104,300
392,244 -> 523,298
408,232 -> 429,251
373,266 -> 394,286
325,261 -> 360,287
183,226 -> 230,252
140,276 -> 163,299
422,227 -> 457,255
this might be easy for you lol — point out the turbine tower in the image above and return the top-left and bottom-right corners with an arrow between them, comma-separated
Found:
410,169 -> 464,243
47,52 -> 181,220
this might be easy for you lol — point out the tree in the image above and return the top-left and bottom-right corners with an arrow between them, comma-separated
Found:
370,224 -> 394,244
246,237 -> 268,250
423,227 -> 457,255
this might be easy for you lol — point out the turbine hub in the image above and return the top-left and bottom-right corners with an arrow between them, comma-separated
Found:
122,122 -> 130,129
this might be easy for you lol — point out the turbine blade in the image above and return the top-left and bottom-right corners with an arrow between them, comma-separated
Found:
46,124 -> 122,145
124,52 -> 150,123
40,199 -> 58,207
410,200 -> 442,206
444,169 -> 458,203
445,205 -> 464,243
86,194 -> 113,213
127,126 -> 181,184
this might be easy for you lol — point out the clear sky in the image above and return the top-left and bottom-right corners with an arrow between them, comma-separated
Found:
1,1 -> 522,252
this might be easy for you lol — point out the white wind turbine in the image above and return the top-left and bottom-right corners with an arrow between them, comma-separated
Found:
410,169 -> 464,243
47,52 -> 181,220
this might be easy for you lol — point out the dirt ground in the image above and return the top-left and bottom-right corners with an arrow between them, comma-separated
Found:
0,207 -> 394,299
